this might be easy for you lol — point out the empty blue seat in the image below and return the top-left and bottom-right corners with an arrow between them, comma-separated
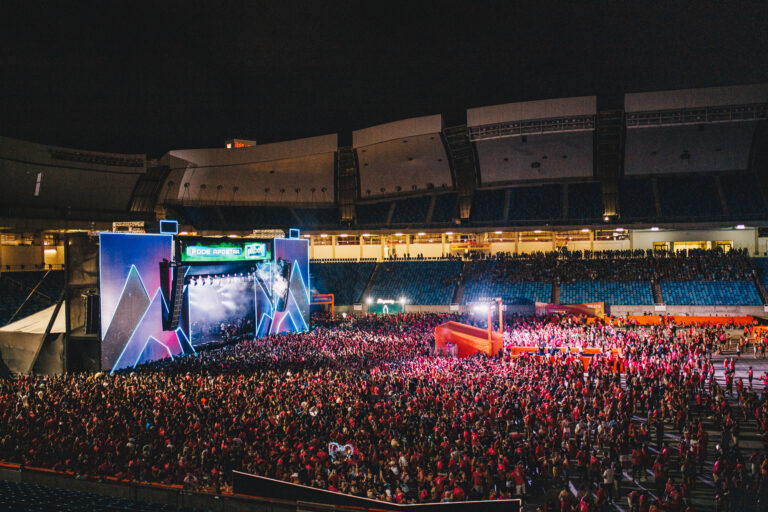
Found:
367,261 -> 461,305
560,281 -> 653,305
660,280 -> 761,305
310,261 -> 376,305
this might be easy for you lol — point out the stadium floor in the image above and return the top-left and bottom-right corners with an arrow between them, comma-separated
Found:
521,349 -> 767,512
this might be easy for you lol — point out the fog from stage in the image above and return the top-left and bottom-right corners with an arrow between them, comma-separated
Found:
189,277 -> 256,345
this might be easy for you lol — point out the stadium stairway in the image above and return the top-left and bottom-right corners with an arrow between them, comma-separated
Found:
652,280 -> 663,304
360,261 -> 383,303
551,280 -> 560,304
751,269 -> 768,304
451,266 -> 466,304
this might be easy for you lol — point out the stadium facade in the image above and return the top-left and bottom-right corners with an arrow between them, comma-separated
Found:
1,84 -> 768,318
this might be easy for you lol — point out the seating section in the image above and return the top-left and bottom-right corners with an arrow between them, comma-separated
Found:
470,188 -> 506,222
657,175 -> 722,219
294,207 -> 338,227
391,196 -> 430,224
566,182 -> 603,221
625,121 -> 759,175
463,280 -> 551,305
367,261 -> 461,305
754,258 -> 768,287
619,177 -> 656,220
722,172 -> 768,218
462,259 -> 554,304
660,280 -> 761,305
430,193 -> 457,223
508,184 -> 563,222
509,185 -> 563,221
0,271 -> 64,325
561,281 -> 653,305
310,261 -> 376,305
0,480 -> 189,512
356,201 -> 393,225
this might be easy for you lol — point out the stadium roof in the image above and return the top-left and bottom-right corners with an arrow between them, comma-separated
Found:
2,4 -> 766,156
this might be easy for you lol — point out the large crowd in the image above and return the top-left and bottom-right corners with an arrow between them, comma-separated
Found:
1,313 -> 767,511
461,248 -> 757,284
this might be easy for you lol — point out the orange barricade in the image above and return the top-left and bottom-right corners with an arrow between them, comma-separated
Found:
627,315 -> 754,326
507,346 -> 622,372
435,321 -> 503,358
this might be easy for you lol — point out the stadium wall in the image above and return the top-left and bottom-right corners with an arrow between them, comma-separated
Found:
467,96 -> 596,126
632,228 -> 756,252
1,245 -> 43,267
306,231 -> 760,261
610,305 -> 766,317
624,84 -> 768,111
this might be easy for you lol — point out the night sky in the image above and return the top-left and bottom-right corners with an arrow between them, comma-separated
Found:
2,2 -> 767,157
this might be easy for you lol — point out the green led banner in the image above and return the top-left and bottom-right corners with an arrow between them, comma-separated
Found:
181,242 -> 270,262
367,301 -> 404,315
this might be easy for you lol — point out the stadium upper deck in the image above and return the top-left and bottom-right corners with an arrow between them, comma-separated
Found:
1,84 -> 766,236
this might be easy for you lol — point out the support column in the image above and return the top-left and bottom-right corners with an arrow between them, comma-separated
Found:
498,300 -> 503,335
406,234 -> 411,258
331,235 -> 337,259
359,236 -> 363,261
755,228 -> 760,256
380,236 -> 385,261
487,306 -> 492,348
441,234 -> 446,257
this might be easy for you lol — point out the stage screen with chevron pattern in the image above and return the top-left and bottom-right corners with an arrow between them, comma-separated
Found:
99,233 -> 310,373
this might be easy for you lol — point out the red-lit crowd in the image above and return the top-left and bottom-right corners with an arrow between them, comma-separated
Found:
0,313 -> 767,511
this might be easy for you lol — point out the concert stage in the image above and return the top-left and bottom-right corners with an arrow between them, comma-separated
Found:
99,231 -> 309,373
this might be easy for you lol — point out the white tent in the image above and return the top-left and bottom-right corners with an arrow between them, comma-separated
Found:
0,304 -> 66,334
0,303 -> 65,375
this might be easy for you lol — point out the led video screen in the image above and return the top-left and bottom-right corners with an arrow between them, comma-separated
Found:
188,271 -> 259,345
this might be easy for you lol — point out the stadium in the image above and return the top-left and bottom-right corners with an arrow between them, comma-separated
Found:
1,82 -> 767,511
2,5 -> 768,512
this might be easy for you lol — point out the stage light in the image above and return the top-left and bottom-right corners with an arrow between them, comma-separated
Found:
616,227 -> 624,232
604,216 -> 609,221
736,224 -> 746,230
228,234 -> 238,238
339,233 -> 348,237
365,297 -> 373,304
303,234 -> 310,238
417,232 -> 426,236
320,234 -> 328,238
399,297 -> 407,304
581,228 -> 590,232
362,233 -> 370,237
495,231 -> 502,234
534,229 -> 542,234
394,233 -> 403,236
473,304 -> 488,313
180,231 -> 188,235
445,231 -> 453,235
651,227 -> 659,231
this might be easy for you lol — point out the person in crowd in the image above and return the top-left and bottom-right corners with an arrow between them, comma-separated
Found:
0,310 -> 765,509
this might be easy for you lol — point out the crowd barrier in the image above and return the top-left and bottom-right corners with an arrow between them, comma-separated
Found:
233,471 -> 521,512
0,463 -> 521,512
0,463 -> 294,512
626,315 -> 754,326
506,347 -> 622,372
